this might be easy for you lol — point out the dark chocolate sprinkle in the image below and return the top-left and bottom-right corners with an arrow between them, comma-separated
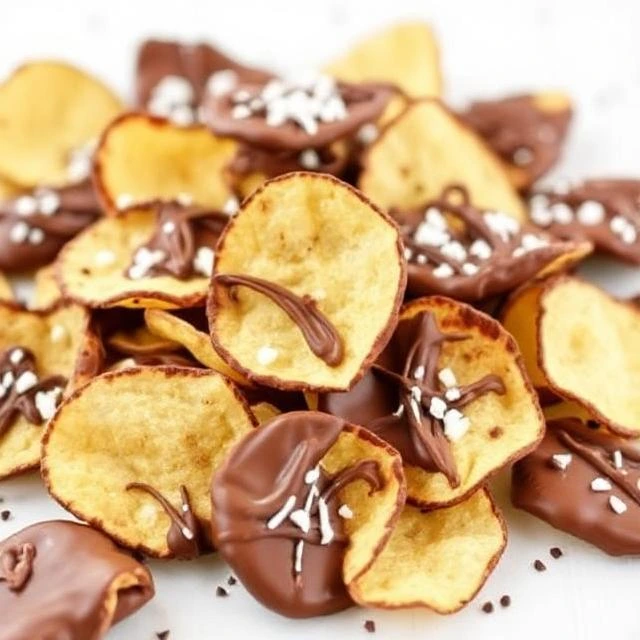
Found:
216,586 -> 229,597
364,619 -> 376,633
500,595 -> 511,607
156,632 -> 170,640
534,559 -> 547,572
227,575 -> 237,586
482,601 -> 494,613
550,547 -> 563,559
1,510 -> 10,521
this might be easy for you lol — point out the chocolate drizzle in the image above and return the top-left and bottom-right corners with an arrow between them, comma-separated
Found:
394,185 -> 584,301
126,482 -> 203,559
319,310 -> 506,486
0,347 -> 67,437
215,273 -> 344,366
0,542 -> 35,592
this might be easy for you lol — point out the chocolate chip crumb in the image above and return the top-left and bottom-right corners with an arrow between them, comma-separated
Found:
550,547 -> 563,559
1,510 -> 10,521
500,595 -> 511,607
227,575 -> 237,586
364,619 -> 376,633
156,631 -> 170,640
216,586 -> 229,597
482,601 -> 494,613
534,559 -> 547,572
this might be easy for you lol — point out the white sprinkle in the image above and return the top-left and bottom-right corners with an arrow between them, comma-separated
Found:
433,263 -> 454,279
438,367 -> 457,388
176,192 -> 193,206
576,200 -> 605,226
0,386 -> 6,399
289,509 -> 311,533
206,69 -> 238,97
294,540 -> 304,574
414,222 -> 449,247
2,371 -> 14,388
318,498 -> 334,545
520,233 -> 549,253
222,196 -> 240,216
610,216 -> 637,244
416,254 -> 427,265
162,221 -> 176,234
116,193 -> 134,210
613,450 -> 623,469
14,195 -> 38,216
551,453 -> 572,471
67,151 -> 93,183
609,495 -> 627,515
392,404 -> 404,418
461,262 -> 479,276
610,216 -> 627,234
231,104 -> 252,119
469,238 -> 492,261
445,387 -> 461,402
551,178 -> 574,195
529,194 -> 550,210
512,247 -> 526,258
9,221 -> 30,244
621,225 -> 637,244
513,147 -> 534,166
128,247 -> 167,280
28,228 -> 45,245
443,408 -> 470,441
409,397 -> 422,423
590,477 -> 612,492
338,504 -> 353,519
550,202 -> 574,225
181,526 -> 194,540
484,211 -> 520,241
34,387 -> 63,421
429,396 -> 447,420
305,466 -> 320,485
169,105 -> 196,127
193,246 -> 215,277
50,325 -> 66,343
299,149 -> 321,170
529,200 -> 554,227
440,240 -> 468,263
36,190 -> 61,216
256,345 -> 278,366
413,365 -> 425,381
95,249 -> 116,267
403,247 -> 413,261
233,89 -> 252,103
357,123 -> 378,145
424,207 -> 447,230
266,495 -> 296,529
9,349 -> 23,365
410,385 -> 422,403
152,75 -> 194,105
15,370 -> 38,395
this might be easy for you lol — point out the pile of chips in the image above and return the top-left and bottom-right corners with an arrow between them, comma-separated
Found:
0,20 -> 639,635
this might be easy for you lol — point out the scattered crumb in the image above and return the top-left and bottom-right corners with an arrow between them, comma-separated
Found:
1,510 -> 10,521
216,586 -> 229,597
156,631 -> 170,640
364,619 -> 376,633
489,426 -> 503,439
500,595 -> 511,608
534,559 -> 547,572
227,575 -> 237,586
550,547 -> 563,559
482,601 -> 494,613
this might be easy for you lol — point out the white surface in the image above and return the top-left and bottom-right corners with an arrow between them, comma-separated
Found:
2,1 -> 640,639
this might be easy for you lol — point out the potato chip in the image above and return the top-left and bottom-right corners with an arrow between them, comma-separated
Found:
57,204 -> 220,309
0,301 -> 90,478
358,100 -> 526,220
0,271 -> 14,303
0,62 -> 122,187
349,488 -> 506,612
30,264 -> 62,310
209,172 -> 406,391
461,92 -> 572,191
42,367 -> 256,558
324,22 -> 441,99
319,296 -> 544,508
93,113 -> 237,214
538,276 -> 640,436
211,411 -> 405,617
0,520 -> 154,639
0,175 -> 22,200
144,308 -> 248,384
250,401 -> 280,424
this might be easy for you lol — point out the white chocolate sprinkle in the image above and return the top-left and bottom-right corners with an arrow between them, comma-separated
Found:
34,387 -> 63,421
414,223 -> 449,248
338,504 -> 353,519
443,408 -> 470,441
37,190 -> 61,216
304,466 -> 320,485
551,453 -> 572,471
416,254 -> 427,265
513,147 -> 534,166
162,221 -> 176,234
440,240 -> 467,263
299,149 -> 321,170
613,450 -> 623,469
14,196 -> 38,216
206,69 -> 238,97
550,202 -> 574,225
438,367 -> 457,388
609,495 -> 627,514
433,263 -> 454,279
357,123 -> 378,145
9,349 -> 24,365
590,477 -> 612,492
15,370 -> 38,394
413,365 -> 425,381
318,498 -> 334,545
28,228 -> 45,245
576,200 -> 605,226
424,207 -> 447,230
469,238 -> 492,261
222,196 -> 240,216
2,371 -> 14,388
9,222 -> 30,244
266,495 -> 296,529
429,396 -> 447,420
462,262 -> 479,276
294,540 -> 304,574
445,387 -> 461,402
193,246 -> 215,277
289,509 -> 311,533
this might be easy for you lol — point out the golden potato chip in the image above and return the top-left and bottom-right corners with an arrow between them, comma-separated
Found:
250,401 -> 280,424
144,308 -> 248,384
30,264 -> 62,310
538,276 -> 640,436
0,62 -> 122,187
319,296 -> 544,508
324,22 -> 441,98
0,301 -> 90,478
93,113 -> 237,214
57,206 -> 214,309
359,100 -> 526,220
542,400 -> 594,424
0,175 -> 22,200
211,411 -> 405,617
349,488 -> 506,613
42,367 -> 256,558
0,271 -> 14,303
209,172 -> 406,391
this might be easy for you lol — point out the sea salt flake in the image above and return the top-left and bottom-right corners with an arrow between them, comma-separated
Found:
438,368 -> 457,388
551,453 -> 572,471
338,504 -> 353,519
443,409 -> 470,441
429,396 -> 447,420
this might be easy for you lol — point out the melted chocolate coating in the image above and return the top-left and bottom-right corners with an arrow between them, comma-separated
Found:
0,520 -> 154,640
215,273 -> 344,366
394,185 -> 586,301
0,180 -> 99,272
461,94 -> 571,188
530,179 -> 640,263
211,411 -> 383,618
319,310 -> 504,486
512,419 -> 640,556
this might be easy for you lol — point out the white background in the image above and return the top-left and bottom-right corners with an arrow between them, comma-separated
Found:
2,1 -> 640,639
